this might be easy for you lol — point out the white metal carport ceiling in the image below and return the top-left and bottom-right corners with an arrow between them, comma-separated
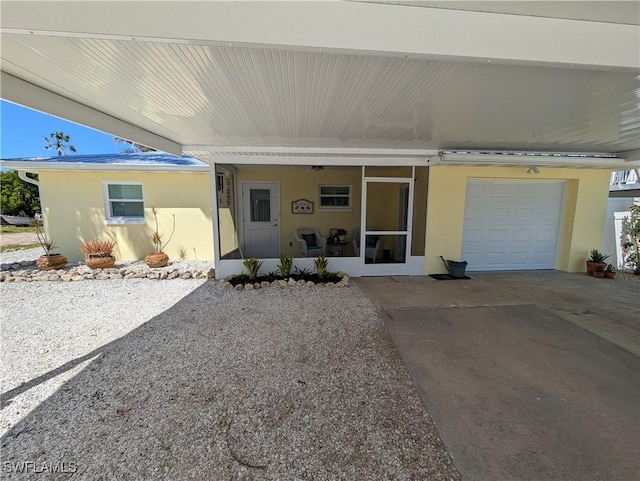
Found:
1,1 -> 639,161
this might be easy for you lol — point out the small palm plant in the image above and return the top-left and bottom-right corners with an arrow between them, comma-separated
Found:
314,256 -> 329,279
32,219 -> 67,270
277,255 -> 293,278
243,258 -> 264,280
80,240 -> 117,258
32,219 -> 57,256
177,245 -> 188,260
145,207 -> 176,268
80,239 -> 117,269
150,207 -> 175,254
587,249 -> 610,264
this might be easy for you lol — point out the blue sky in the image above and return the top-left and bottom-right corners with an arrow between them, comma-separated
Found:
1,100 -> 123,159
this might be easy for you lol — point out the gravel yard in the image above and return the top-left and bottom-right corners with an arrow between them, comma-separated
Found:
0,278 -> 459,480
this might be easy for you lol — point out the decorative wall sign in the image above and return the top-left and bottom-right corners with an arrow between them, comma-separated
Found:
292,199 -> 314,214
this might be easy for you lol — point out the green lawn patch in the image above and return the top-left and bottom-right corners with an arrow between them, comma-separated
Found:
0,226 -> 37,234
0,242 -> 40,253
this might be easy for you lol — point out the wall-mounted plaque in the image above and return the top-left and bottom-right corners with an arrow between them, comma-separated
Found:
292,199 -> 314,214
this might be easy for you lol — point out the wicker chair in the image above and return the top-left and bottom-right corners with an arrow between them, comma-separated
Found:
294,227 -> 327,257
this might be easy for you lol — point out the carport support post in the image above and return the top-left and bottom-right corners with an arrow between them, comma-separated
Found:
210,159 -> 221,269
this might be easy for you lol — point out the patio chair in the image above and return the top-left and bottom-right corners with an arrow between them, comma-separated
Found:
353,227 -> 382,263
295,227 -> 327,257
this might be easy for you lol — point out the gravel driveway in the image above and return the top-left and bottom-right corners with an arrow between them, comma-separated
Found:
0,279 -> 459,480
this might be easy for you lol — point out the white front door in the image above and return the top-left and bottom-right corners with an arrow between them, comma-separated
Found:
242,182 -> 280,258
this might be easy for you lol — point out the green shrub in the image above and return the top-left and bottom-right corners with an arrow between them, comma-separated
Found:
277,255 -> 294,278
242,258 -> 264,280
314,256 -> 329,279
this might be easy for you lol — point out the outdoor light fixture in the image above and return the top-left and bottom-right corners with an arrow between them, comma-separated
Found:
526,165 -> 541,174
311,165 -> 324,172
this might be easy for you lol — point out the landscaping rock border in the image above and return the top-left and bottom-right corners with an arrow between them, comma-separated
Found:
0,259 -> 214,283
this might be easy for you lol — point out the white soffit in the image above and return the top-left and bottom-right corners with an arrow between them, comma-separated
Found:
1,1 -> 639,157
353,1 -> 640,26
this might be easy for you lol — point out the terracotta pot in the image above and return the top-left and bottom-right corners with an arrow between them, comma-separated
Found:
85,255 -> 115,270
586,261 -> 606,276
36,253 -> 67,271
592,270 -> 606,278
604,271 -> 616,279
145,252 -> 169,268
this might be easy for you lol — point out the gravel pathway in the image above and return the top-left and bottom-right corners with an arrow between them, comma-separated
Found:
0,280 -> 460,480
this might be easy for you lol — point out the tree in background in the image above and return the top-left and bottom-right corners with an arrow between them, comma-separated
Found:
114,137 -> 155,153
621,203 -> 640,275
44,131 -> 77,156
0,171 -> 40,216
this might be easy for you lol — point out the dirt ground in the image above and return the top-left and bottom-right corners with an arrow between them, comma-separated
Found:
0,232 -> 38,247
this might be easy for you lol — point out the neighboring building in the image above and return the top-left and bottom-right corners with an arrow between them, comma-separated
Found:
1,2 -> 639,277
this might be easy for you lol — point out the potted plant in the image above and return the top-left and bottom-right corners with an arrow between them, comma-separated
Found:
144,207 -> 175,268
604,264 -> 616,279
81,239 -> 116,269
586,249 -> 610,276
592,266 -> 606,278
32,220 -> 67,270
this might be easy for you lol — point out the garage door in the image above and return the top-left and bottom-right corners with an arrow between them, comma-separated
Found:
462,180 -> 564,271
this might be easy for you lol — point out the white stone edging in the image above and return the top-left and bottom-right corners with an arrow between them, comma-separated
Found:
0,259 -> 214,283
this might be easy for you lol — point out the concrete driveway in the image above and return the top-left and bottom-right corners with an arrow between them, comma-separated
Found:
356,272 -> 640,481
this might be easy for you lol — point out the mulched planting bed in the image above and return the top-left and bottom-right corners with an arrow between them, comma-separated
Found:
228,272 -> 343,286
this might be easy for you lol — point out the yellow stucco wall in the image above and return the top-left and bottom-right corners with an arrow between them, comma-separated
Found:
235,167 -> 363,257
424,166 -> 611,274
38,171 -> 213,262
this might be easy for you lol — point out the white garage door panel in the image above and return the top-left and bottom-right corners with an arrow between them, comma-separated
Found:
462,180 -> 564,271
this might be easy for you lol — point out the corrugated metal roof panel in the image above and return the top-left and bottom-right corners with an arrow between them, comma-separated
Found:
0,152 -> 207,166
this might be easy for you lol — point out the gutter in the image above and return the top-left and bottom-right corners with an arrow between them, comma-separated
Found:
17,171 -> 40,187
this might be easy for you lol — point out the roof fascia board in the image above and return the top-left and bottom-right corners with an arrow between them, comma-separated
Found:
211,155 -> 436,167
2,2 -> 638,70
185,146 -> 439,156
1,72 -> 182,156
0,161 -> 209,173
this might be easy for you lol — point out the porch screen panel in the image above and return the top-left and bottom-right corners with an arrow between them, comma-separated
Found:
217,167 -> 239,260
250,189 -> 271,222
412,167 -> 427,256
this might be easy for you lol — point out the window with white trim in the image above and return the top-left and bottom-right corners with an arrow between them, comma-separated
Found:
103,182 -> 145,224
319,185 -> 352,210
